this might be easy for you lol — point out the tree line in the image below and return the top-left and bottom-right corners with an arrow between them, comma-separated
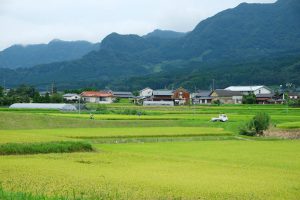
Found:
0,85 -> 64,106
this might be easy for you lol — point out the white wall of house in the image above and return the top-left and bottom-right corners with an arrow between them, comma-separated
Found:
232,96 -> 243,104
140,88 -> 153,97
253,87 -> 271,95
83,97 -> 113,104
63,95 -> 80,101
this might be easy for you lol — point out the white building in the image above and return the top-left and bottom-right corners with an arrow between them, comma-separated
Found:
225,86 -> 272,95
139,87 -> 153,97
63,93 -> 81,101
81,91 -> 114,104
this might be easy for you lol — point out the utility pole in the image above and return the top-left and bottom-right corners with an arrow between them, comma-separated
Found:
212,79 -> 215,92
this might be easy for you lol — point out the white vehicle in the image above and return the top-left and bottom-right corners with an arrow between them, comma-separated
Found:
211,114 -> 228,122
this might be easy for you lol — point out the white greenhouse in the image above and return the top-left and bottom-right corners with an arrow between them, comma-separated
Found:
9,103 -> 77,111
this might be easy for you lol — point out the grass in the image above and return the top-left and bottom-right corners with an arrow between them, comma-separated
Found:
0,141 -> 94,155
277,121 -> 300,129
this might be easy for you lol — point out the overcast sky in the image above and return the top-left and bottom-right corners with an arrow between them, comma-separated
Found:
0,0 -> 276,50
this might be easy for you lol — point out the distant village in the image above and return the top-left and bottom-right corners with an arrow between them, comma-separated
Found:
4,85 -> 300,110
77,86 -> 299,106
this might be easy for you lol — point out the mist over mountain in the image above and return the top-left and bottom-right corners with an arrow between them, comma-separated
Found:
143,29 -> 186,39
0,40 -> 99,69
1,0 -> 299,90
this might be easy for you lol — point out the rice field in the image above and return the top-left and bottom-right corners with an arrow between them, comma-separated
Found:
0,104 -> 299,199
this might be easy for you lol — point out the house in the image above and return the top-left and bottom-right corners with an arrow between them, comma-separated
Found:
191,90 -> 212,105
288,92 -> 300,100
256,93 -> 276,104
63,93 -> 81,102
9,103 -> 77,111
112,91 -> 134,99
225,86 -> 272,95
139,87 -> 153,97
173,88 -> 190,105
81,91 -> 114,104
152,90 -> 173,101
211,89 -> 243,104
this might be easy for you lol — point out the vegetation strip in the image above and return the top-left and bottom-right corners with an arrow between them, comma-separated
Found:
0,141 -> 94,155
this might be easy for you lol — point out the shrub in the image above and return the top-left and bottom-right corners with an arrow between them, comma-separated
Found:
0,141 -> 94,155
239,112 -> 271,136
252,112 -> 271,135
242,92 -> 256,104
239,120 -> 256,136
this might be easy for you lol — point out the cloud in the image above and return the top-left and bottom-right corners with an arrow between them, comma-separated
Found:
0,0 -> 276,50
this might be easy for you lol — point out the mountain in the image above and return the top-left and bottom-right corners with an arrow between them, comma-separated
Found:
0,40 -> 99,69
1,0 -> 300,90
143,29 -> 186,39
163,0 -> 300,60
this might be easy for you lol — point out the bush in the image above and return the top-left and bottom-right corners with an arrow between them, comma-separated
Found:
239,120 -> 256,136
242,93 -> 256,104
0,141 -> 94,155
252,112 -> 271,135
239,112 -> 271,136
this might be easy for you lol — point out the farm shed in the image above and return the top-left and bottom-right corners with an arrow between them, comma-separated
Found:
9,103 -> 77,111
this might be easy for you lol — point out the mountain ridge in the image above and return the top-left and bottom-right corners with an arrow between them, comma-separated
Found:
1,0 -> 299,90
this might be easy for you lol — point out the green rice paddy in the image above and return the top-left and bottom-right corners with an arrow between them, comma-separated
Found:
0,104 -> 299,199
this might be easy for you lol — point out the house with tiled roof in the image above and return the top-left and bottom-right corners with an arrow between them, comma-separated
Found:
210,89 -> 243,104
81,91 -> 114,104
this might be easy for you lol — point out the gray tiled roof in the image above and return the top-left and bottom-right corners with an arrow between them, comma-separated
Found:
153,90 -> 173,96
213,89 -> 242,97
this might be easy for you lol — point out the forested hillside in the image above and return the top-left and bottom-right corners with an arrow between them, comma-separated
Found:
1,0 -> 299,90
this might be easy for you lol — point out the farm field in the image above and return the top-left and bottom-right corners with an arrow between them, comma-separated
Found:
0,104 -> 299,199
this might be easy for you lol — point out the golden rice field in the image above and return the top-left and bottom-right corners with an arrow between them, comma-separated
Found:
0,104 -> 299,199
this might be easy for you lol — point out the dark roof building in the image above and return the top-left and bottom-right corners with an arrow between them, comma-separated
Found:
112,91 -> 134,98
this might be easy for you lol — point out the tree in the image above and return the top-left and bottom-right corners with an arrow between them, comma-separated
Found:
252,112 -> 271,135
0,86 -> 3,97
44,93 -> 51,103
50,93 -> 63,103
242,92 -> 256,104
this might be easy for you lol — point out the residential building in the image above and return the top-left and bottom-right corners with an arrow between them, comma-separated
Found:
173,88 -> 190,105
211,89 -> 243,104
191,90 -> 212,105
81,91 -> 114,104
152,90 -> 173,101
139,87 -> 153,97
225,86 -> 272,95
256,93 -> 276,104
63,93 -> 81,102
112,91 -> 134,99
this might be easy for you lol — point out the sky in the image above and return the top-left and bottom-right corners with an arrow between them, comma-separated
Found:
0,0 -> 276,50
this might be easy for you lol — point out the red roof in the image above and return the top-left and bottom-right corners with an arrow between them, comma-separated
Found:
81,91 -> 113,97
